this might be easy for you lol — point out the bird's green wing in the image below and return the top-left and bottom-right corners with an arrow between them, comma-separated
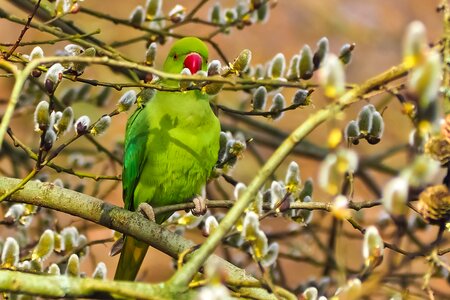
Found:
115,106 -> 152,281
122,106 -> 148,211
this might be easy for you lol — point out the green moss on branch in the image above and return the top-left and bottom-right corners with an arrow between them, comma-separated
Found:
0,176 -> 276,300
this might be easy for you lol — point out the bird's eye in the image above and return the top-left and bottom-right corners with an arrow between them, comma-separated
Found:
173,54 -> 178,60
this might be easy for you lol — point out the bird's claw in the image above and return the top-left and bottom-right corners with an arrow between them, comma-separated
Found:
191,195 -> 207,216
109,235 -> 124,256
138,203 -> 156,222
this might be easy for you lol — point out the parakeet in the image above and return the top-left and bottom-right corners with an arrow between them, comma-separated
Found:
114,37 -> 221,281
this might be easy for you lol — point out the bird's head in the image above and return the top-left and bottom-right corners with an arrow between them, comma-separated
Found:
163,37 -> 209,75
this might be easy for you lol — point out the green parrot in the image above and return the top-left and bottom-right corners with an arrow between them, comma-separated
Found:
114,37 -> 221,281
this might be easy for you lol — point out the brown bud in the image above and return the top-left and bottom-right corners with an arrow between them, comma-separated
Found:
32,69 -> 42,78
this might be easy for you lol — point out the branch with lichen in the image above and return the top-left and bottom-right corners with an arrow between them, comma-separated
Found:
0,269 -> 190,299
439,0 -> 450,113
0,176 -> 277,300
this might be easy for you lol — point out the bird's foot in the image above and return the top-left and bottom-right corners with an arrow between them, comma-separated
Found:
138,202 -> 156,222
191,195 -> 207,216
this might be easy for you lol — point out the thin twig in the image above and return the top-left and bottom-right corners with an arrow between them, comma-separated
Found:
4,0 -> 42,59
0,30 -> 100,47
215,102 -> 307,118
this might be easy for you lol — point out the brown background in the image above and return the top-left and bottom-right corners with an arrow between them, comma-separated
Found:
0,0 -> 447,295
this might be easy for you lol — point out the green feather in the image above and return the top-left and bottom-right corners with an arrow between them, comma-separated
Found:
114,37 -> 220,281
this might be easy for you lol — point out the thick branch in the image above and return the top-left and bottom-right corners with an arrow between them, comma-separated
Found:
0,176 -> 275,300
0,270 -> 181,300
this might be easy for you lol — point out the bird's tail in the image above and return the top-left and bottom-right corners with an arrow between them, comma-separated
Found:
114,236 -> 149,281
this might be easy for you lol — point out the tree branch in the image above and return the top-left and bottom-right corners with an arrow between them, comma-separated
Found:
0,176 -> 276,300
0,269 -> 183,299
3,0 -> 41,59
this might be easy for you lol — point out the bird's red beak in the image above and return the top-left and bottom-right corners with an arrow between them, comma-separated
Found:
183,52 -> 203,74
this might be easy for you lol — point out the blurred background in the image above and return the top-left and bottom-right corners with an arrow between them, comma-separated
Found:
0,0 -> 448,297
